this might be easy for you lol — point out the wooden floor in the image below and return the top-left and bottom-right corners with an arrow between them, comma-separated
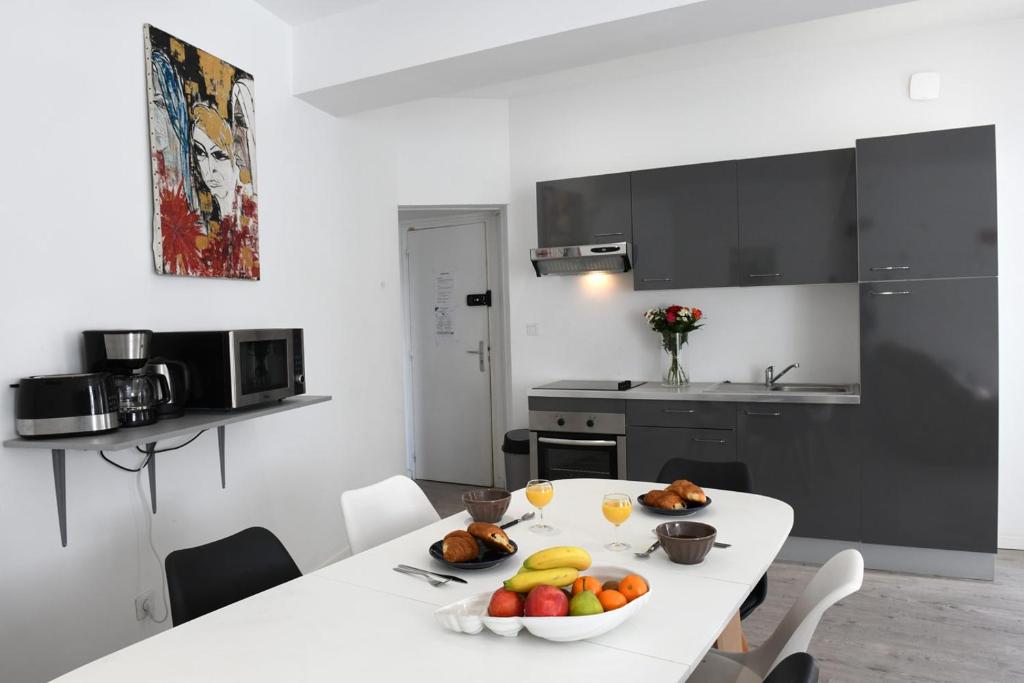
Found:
417,480 -> 1024,682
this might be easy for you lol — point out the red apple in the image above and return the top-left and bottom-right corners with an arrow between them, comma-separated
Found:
487,588 -> 525,617
524,585 -> 570,617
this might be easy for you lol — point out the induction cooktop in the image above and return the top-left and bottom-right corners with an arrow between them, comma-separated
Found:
532,380 -> 646,391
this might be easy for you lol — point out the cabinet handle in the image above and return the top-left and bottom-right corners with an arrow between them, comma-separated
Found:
662,408 -> 695,414
692,437 -> 727,445
641,277 -> 672,283
747,273 -> 781,278
869,290 -> 911,296
744,410 -> 781,417
869,265 -> 910,271
592,232 -> 624,239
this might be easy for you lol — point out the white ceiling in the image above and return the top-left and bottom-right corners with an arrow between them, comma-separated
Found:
254,0 -> 376,25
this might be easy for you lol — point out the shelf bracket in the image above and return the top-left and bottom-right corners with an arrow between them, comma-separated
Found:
146,443 -> 157,514
218,425 -> 226,488
52,449 -> 67,547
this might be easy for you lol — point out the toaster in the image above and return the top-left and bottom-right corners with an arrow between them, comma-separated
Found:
14,372 -> 119,438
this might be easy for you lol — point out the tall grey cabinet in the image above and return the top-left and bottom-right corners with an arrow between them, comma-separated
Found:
857,125 -> 998,560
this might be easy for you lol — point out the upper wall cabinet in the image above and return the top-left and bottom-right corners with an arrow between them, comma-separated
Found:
536,173 -> 632,247
631,161 -> 739,290
737,149 -> 858,287
857,125 -> 997,281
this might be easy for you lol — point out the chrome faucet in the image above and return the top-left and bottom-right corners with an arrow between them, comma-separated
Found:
765,363 -> 800,387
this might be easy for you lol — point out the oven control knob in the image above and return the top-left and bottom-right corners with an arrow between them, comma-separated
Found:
556,417 -> 565,427
586,419 -> 595,428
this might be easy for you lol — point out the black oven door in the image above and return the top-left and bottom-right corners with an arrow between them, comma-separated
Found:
534,433 -> 620,480
230,330 -> 296,407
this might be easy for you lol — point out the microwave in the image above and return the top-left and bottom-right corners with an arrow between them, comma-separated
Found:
151,329 -> 305,410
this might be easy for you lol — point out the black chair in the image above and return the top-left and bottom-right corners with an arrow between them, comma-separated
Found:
763,653 -> 820,683
656,458 -> 768,620
165,526 -> 302,626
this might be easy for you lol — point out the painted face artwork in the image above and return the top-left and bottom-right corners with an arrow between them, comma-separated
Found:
145,24 -> 259,280
191,105 -> 239,217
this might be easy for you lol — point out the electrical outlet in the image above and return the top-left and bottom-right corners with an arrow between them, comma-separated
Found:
135,590 -> 155,621
526,323 -> 539,337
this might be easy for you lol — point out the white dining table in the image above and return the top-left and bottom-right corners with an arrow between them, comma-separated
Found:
54,478 -> 792,682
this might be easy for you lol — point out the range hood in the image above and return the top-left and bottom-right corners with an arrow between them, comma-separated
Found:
530,242 -> 632,276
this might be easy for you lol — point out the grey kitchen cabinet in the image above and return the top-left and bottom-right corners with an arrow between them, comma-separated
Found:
626,426 -> 736,483
737,149 -> 858,286
626,400 -> 735,430
737,403 -> 861,542
857,125 -> 997,281
631,161 -> 738,289
860,277 -> 998,553
536,173 -> 632,248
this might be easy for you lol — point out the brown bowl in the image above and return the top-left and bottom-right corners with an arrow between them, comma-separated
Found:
462,488 -> 511,523
655,521 -> 717,565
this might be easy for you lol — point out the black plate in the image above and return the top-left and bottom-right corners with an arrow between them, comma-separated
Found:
637,494 -> 712,517
428,539 -> 518,570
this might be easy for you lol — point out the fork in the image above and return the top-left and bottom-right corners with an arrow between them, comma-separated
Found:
393,566 -> 449,587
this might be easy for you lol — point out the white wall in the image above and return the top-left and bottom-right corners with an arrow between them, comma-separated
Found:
503,10 -> 1024,548
0,2 -> 412,681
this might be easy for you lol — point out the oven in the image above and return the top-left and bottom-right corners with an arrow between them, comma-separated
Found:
529,410 -> 626,480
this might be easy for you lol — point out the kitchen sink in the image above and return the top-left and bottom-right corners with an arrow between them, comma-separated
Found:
768,384 -> 850,393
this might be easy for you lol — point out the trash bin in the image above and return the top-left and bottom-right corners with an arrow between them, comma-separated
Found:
503,429 -> 531,491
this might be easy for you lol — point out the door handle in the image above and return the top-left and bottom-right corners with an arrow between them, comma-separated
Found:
592,232 -> 624,239
692,437 -> 726,445
641,277 -> 672,283
748,273 -> 782,278
869,290 -> 911,296
744,410 -> 781,417
869,265 -> 910,271
662,409 -> 695,414
537,437 -> 617,447
466,340 -> 485,372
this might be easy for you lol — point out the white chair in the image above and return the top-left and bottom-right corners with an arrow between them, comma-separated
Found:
341,475 -> 441,554
689,549 -> 864,683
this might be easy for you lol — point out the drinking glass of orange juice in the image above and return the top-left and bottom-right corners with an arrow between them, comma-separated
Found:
525,479 -> 555,534
602,493 -> 632,551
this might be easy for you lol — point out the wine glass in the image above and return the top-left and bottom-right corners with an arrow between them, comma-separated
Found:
602,493 -> 632,551
525,479 -> 555,534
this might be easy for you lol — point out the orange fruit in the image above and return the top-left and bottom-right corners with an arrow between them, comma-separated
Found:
571,575 -> 602,596
619,574 -> 649,602
598,589 -> 627,611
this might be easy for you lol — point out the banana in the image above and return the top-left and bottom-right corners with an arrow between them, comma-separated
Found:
503,567 -> 579,592
522,546 -> 592,571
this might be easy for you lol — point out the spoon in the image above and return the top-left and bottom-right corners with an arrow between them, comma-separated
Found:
634,540 -> 660,559
501,511 -> 536,529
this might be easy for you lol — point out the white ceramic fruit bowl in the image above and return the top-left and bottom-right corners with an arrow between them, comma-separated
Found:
434,565 -> 650,642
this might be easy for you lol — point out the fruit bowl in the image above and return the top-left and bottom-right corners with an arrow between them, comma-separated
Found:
434,566 -> 650,642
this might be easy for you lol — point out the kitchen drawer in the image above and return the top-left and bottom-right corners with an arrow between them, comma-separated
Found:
627,401 -> 736,429
626,426 -> 737,482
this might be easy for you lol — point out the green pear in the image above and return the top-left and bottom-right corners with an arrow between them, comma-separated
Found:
569,590 -> 604,616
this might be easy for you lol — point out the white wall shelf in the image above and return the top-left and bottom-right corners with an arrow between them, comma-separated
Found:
3,395 -> 332,547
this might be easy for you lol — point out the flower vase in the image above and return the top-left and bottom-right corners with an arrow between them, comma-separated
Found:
661,332 -> 689,387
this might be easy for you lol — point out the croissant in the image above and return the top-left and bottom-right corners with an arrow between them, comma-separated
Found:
648,490 -> 685,510
668,479 -> 707,505
467,522 -> 515,554
442,530 -> 479,562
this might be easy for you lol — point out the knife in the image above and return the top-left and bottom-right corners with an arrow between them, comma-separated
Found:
396,564 -> 468,584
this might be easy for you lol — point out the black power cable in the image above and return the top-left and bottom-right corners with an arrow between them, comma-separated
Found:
98,430 -> 207,471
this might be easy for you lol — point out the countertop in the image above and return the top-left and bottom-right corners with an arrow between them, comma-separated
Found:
529,381 -> 860,405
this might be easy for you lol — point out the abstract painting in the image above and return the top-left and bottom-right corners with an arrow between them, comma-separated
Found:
144,25 -> 259,280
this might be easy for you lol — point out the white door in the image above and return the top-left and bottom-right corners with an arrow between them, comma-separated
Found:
407,221 -> 493,485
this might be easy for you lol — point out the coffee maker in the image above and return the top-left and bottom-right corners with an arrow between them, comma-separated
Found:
83,330 -> 169,427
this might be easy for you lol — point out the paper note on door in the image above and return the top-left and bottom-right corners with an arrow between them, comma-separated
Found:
435,272 -> 455,336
